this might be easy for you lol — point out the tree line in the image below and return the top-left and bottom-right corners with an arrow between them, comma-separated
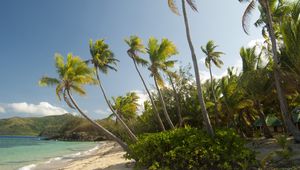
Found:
39,0 -> 300,151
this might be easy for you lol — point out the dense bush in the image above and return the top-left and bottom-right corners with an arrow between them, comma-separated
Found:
125,127 -> 257,170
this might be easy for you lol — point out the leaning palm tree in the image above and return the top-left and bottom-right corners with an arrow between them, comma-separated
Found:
89,39 -> 137,141
125,36 -> 165,131
167,71 -> 184,127
239,0 -> 300,141
39,53 -> 128,150
111,92 -> 139,122
147,37 -> 177,129
201,40 -> 224,125
167,0 -> 214,136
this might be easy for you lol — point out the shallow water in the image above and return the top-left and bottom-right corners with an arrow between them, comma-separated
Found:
0,136 -> 99,170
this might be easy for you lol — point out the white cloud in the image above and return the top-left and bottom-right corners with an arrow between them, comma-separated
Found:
0,106 -> 5,113
247,38 -> 269,66
233,58 -> 242,74
199,70 -> 211,83
131,90 -> 149,114
199,57 -> 206,64
247,38 -> 266,50
199,69 -> 228,83
4,102 -> 67,116
198,58 -> 242,83
95,108 -> 111,116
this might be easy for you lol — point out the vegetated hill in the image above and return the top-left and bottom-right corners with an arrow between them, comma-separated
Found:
0,114 -> 105,141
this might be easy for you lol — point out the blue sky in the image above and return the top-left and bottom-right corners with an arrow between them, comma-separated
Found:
0,0 -> 262,119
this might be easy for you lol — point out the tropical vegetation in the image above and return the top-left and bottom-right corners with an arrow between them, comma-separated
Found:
37,0 -> 300,169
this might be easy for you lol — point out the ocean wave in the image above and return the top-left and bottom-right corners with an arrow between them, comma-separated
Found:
18,144 -> 100,170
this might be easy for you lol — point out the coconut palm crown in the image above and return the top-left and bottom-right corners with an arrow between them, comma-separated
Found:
89,39 -> 119,74
39,53 -> 97,107
125,36 -> 149,66
201,40 -> 224,69
147,37 -> 178,86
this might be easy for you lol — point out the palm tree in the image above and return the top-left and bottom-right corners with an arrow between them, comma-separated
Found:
167,72 -> 183,127
125,36 -> 165,131
39,53 -> 128,150
240,0 -> 300,142
111,92 -> 139,122
89,39 -> 137,141
201,40 -> 224,125
239,47 -> 258,72
219,72 -> 254,136
279,2 -> 300,97
147,37 -> 177,129
167,0 -> 214,136
239,46 -> 273,138
254,0 -> 291,40
280,1 -> 300,79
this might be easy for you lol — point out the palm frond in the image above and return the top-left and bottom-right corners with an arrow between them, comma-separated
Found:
164,60 -> 177,68
125,36 -> 146,53
168,71 -> 179,79
147,37 -> 159,62
241,0 -> 256,35
212,58 -> 224,68
155,74 -> 165,87
71,85 -> 86,96
159,38 -> 178,60
205,57 -> 211,68
39,77 -> 60,87
134,57 -> 149,67
186,0 -> 198,12
55,53 -> 65,70
55,83 -> 64,101
105,64 -> 118,72
168,0 -> 180,15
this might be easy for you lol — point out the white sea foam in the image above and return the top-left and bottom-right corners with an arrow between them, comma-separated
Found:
83,145 -> 99,155
44,156 -> 63,164
18,164 -> 36,170
19,143 -> 101,170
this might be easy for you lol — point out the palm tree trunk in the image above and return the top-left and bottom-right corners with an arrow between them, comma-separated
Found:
66,90 -> 128,150
262,0 -> 300,142
181,0 -> 214,136
208,63 -> 219,126
241,111 -> 253,137
256,100 -> 273,138
222,96 -> 232,127
132,59 -> 165,131
153,76 -> 175,129
245,111 -> 255,125
168,74 -> 183,127
95,69 -> 138,141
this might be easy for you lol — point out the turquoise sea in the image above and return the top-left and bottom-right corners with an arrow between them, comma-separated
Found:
0,136 -> 100,170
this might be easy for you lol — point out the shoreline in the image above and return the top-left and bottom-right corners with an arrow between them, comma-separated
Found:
24,141 -> 133,170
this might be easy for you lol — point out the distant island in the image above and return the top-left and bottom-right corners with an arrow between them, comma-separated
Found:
0,114 -> 106,141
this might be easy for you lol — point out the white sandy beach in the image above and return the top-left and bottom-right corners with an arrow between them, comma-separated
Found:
28,141 -> 133,170
60,141 -> 133,170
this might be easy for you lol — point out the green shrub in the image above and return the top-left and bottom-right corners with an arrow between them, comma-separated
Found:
125,127 -> 257,170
